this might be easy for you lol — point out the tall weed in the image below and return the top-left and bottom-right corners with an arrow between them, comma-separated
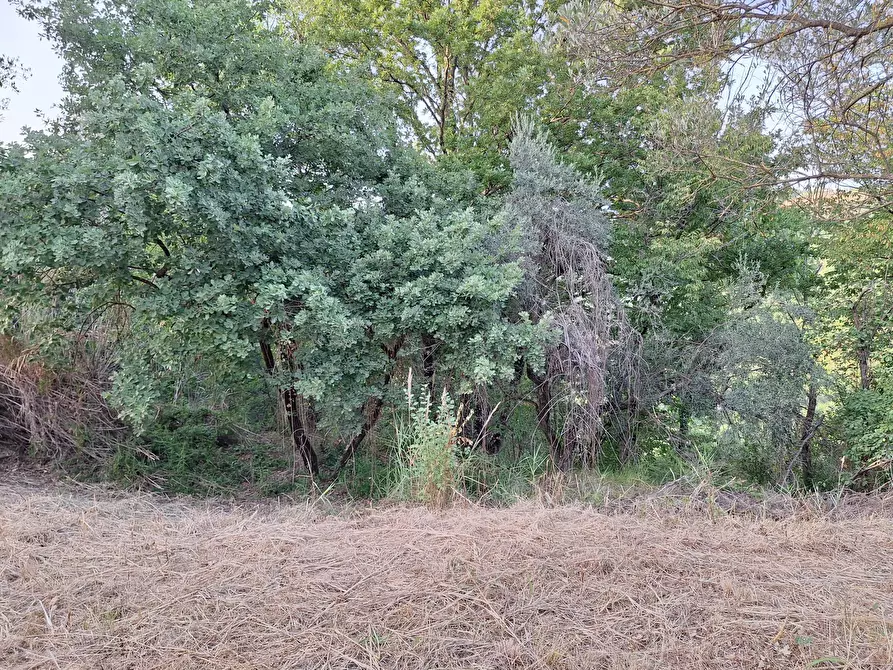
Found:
390,373 -> 464,507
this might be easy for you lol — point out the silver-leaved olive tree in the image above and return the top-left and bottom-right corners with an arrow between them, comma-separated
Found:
0,0 -> 543,477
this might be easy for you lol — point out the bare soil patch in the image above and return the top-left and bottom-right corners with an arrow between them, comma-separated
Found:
2,480 -> 892,669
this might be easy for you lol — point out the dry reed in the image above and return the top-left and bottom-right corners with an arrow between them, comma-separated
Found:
0,337 -> 125,462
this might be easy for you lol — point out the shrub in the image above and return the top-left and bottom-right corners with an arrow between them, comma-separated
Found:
109,405 -> 296,496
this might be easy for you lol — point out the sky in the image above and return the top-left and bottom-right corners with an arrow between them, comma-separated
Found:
0,1 -> 64,143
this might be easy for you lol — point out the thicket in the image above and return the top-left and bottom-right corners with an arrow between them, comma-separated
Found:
0,0 -> 890,500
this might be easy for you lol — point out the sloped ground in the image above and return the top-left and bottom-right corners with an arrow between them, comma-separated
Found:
1,479 -> 892,669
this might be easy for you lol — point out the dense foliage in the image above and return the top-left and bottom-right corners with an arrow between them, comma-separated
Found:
1,0 -> 890,495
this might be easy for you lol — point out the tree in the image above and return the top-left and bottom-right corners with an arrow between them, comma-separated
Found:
560,0 -> 893,217
289,0 -> 569,190
0,56 -> 24,118
714,260 -> 822,486
1,0 -> 537,478
812,212 -> 893,479
501,120 -> 638,468
815,213 -> 893,390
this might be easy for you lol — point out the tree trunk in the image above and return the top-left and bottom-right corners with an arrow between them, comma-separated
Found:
527,365 -> 565,469
332,393 -> 387,476
610,385 -> 640,465
282,386 -> 320,478
259,331 -> 320,478
799,383 -> 818,489
856,346 -> 872,390
460,388 -> 501,454
330,336 -> 406,479
678,402 -> 690,446
421,333 -> 437,394
852,297 -> 874,390
437,53 -> 456,153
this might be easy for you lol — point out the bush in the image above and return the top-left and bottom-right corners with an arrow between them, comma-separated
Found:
109,405 -> 298,496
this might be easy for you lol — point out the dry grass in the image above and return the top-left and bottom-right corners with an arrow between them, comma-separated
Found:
2,480 -> 893,669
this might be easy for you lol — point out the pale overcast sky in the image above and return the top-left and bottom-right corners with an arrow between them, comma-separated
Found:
0,1 -> 64,143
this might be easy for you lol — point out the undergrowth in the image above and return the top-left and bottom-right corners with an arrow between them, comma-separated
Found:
107,406 -> 304,497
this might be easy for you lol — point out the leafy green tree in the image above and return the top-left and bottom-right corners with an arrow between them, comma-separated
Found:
1,0 -> 538,477
712,259 -> 824,486
815,214 -> 893,391
289,0 -> 570,190
813,213 -> 893,479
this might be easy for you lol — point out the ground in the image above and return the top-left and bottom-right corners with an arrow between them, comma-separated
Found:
2,477 -> 892,669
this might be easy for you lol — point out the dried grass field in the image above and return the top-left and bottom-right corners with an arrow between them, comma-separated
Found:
2,480 -> 893,669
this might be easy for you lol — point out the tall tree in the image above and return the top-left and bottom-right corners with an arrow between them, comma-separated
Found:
1,0 -> 537,477
812,212 -> 893,479
289,0 -> 567,189
502,120 -> 638,468
560,0 -> 893,217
